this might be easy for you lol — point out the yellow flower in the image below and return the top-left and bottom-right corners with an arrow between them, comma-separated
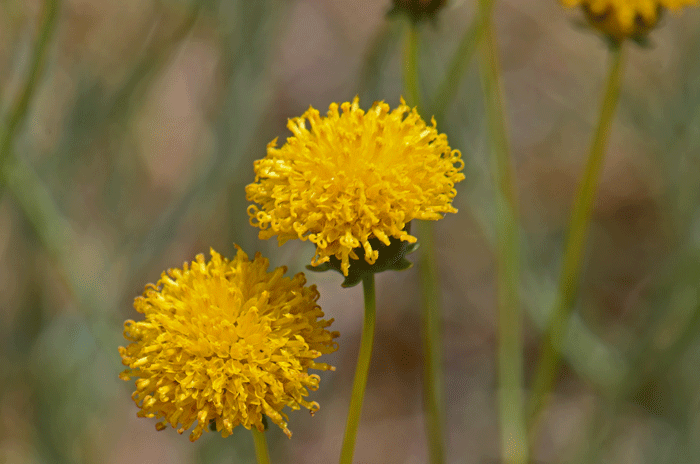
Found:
118,247 -> 338,441
562,0 -> 698,41
246,97 -> 464,277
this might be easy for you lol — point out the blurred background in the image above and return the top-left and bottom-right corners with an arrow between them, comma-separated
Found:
2,0 -> 700,463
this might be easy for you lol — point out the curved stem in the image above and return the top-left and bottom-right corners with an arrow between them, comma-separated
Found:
339,274 -> 376,464
526,44 -> 626,442
477,1 -> 529,463
252,428 -> 271,464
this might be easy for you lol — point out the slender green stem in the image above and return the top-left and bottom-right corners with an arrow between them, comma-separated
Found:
477,2 -> 528,463
403,21 -> 422,111
339,274 -> 376,464
416,220 -> 447,464
526,44 -> 626,441
431,0 -> 494,123
252,428 -> 271,464
0,0 -> 61,188
356,21 -> 395,100
404,21 -> 447,464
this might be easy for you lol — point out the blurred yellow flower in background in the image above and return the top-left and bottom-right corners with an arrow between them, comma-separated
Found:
562,0 -> 699,41
246,97 -> 464,277
118,247 -> 338,441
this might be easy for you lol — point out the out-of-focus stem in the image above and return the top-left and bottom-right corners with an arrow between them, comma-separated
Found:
526,44 -> 626,444
431,0 -> 494,123
404,22 -> 422,111
477,0 -> 529,462
404,21 -> 447,464
416,219 -> 447,464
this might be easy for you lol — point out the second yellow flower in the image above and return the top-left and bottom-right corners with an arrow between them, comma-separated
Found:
246,97 -> 465,277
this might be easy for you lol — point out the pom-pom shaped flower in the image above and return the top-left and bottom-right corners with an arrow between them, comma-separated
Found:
118,247 -> 339,441
246,97 -> 464,277
562,0 -> 698,41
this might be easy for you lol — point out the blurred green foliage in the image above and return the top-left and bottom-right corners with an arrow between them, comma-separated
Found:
1,1 -> 700,463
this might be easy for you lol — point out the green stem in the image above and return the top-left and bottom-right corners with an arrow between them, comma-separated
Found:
431,0 -> 495,123
339,274 -> 376,464
0,0 -> 61,188
526,44 -> 626,441
417,220 -> 447,464
477,2 -> 528,463
403,21 -> 422,111
252,428 -> 271,464
404,21 -> 447,464
356,21 -> 395,100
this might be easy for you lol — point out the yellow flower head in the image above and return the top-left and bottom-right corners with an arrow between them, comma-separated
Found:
246,97 -> 465,277
562,0 -> 698,41
118,247 -> 339,441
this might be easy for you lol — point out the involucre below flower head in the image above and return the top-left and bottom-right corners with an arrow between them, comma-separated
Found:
118,247 -> 338,441
562,0 -> 698,42
246,97 -> 465,277
390,0 -> 448,22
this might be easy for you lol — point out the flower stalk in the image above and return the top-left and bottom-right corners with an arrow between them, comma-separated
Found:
252,429 -> 271,464
404,22 -> 422,110
431,0 -> 495,123
339,274 -> 377,464
527,43 -> 626,438
404,21 -> 447,464
417,220 -> 447,464
477,0 -> 529,462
